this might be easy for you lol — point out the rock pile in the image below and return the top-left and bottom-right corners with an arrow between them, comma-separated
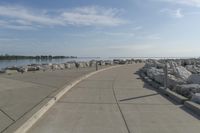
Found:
173,84 -> 200,98
0,59 -> 144,75
142,59 -> 200,104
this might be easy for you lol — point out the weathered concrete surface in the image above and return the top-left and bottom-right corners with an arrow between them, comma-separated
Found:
0,77 -> 56,121
28,64 -> 200,133
0,66 -> 109,133
0,111 -> 13,132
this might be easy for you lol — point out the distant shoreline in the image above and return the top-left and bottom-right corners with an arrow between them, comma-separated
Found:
0,55 -> 199,61
0,55 -> 77,60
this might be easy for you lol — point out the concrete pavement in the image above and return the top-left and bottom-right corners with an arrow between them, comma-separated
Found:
0,66 -> 109,133
27,64 -> 200,133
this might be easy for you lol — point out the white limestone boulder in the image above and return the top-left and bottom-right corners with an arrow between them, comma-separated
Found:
173,84 -> 200,98
58,64 -> 65,70
174,66 -> 192,81
146,67 -> 164,84
187,74 -> 200,84
191,93 -> 200,104
185,65 -> 200,74
65,63 -> 76,69
167,74 -> 185,89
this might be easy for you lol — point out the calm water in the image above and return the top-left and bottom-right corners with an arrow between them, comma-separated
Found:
0,56 -> 189,70
0,57 -> 101,70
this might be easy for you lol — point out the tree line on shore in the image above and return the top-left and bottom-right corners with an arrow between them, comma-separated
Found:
0,55 -> 77,60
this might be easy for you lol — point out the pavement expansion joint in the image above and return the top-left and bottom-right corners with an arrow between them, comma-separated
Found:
0,108 -> 15,122
118,102 -> 180,106
111,79 -> 131,133
58,101 -> 117,105
13,95 -> 53,123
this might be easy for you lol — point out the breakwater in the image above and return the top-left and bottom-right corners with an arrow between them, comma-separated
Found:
141,58 -> 200,104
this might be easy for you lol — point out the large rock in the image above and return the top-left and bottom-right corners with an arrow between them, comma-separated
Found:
154,74 -> 164,84
167,74 -> 185,89
185,65 -> 200,74
181,59 -> 194,66
52,64 -> 59,70
65,63 -> 76,69
144,66 -> 183,88
187,74 -> 200,84
89,60 -> 96,67
169,61 -> 179,74
76,62 -> 87,68
126,59 -> 133,64
176,60 -> 182,66
174,66 -> 191,81
98,60 -> 105,66
144,60 -> 164,69
118,60 -> 126,64
18,67 -> 28,73
5,70 -> 18,74
85,62 -> 90,67
41,63 -> 52,71
191,93 -> 200,104
146,67 -> 164,84
27,66 -> 40,71
58,64 -> 65,70
173,84 -> 200,98
105,60 -> 113,65
5,66 -> 19,71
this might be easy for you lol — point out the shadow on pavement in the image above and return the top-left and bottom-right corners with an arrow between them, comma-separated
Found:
134,69 -> 200,120
119,93 -> 158,102
180,106 -> 200,120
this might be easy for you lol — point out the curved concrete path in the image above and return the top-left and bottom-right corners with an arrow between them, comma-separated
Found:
28,64 -> 200,133
0,66 -> 108,133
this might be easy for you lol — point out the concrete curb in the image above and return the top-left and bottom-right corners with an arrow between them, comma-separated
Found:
164,89 -> 188,104
184,101 -> 200,116
157,87 -> 168,94
141,70 -> 200,116
12,65 -> 121,133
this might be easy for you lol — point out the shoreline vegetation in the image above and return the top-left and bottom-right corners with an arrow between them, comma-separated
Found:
0,55 -> 77,60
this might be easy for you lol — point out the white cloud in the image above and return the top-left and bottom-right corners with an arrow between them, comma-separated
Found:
0,19 -> 36,30
175,9 -> 184,18
107,44 -> 155,50
153,0 -> 200,7
92,42 -> 200,57
132,26 -> 143,31
0,5 -> 64,26
0,5 -> 126,30
146,34 -> 161,40
160,8 -> 184,18
0,37 -> 20,41
61,7 -> 125,26
136,33 -> 161,40
186,11 -> 200,15
102,32 -> 135,36
3,25 -> 36,30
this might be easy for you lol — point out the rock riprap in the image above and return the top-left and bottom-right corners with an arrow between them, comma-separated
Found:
142,59 -> 200,104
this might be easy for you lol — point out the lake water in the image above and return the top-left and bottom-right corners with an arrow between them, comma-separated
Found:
0,56 -> 188,70
0,57 -> 101,70
0,57 -> 145,70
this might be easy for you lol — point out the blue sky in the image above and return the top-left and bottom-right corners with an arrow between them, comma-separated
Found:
0,0 -> 200,57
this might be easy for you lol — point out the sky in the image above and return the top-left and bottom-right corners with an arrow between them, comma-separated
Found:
0,0 -> 200,57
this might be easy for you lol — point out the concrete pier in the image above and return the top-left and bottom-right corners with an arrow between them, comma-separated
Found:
0,66 -> 109,133
27,64 -> 200,133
